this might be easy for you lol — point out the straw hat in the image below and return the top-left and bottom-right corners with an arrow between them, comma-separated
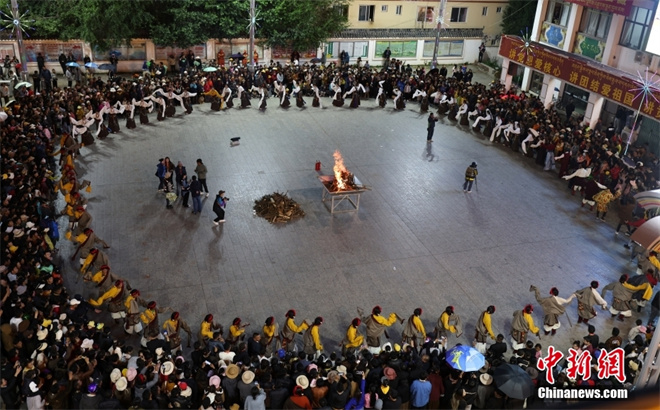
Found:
241,370 -> 255,384
160,361 -> 175,376
36,328 -> 48,341
296,375 -> 309,389
110,368 -> 122,383
115,377 -> 128,392
226,364 -> 239,379
479,373 -> 493,386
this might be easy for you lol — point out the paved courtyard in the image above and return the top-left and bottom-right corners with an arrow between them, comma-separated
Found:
63,91 -> 643,354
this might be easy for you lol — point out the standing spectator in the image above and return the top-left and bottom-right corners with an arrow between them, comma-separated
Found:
244,386 -> 267,410
156,158 -> 166,191
58,52 -> 67,73
65,67 -> 73,88
427,113 -> 438,142
410,371 -> 431,409
212,190 -> 227,225
174,161 -> 187,196
180,175 -> 190,208
40,67 -> 52,95
478,42 -> 486,62
463,162 -> 478,193
194,158 -> 209,197
382,47 -> 391,69
31,70 -> 41,93
36,52 -> 45,72
565,97 -> 576,122
190,175 -> 203,215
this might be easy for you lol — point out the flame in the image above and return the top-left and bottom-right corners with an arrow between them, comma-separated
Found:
333,150 -> 347,190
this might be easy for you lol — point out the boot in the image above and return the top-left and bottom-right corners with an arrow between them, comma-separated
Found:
544,330 -> 550,335
583,319 -> 589,325
617,314 -> 625,322
637,306 -> 642,313
551,329 -> 556,335
611,314 -> 617,318
577,316 -> 583,323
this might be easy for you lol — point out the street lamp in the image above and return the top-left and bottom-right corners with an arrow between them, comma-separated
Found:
431,0 -> 447,70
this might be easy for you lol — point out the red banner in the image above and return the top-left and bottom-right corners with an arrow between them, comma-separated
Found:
499,35 -> 660,121
565,0 -> 633,17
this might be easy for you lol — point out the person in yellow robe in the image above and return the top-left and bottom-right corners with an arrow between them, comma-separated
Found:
227,317 -> 249,348
162,312 -> 193,352
402,308 -> 426,351
342,318 -> 364,357
280,309 -> 310,352
511,305 -> 539,350
198,314 -> 223,348
303,316 -> 324,358
260,316 -> 279,356
359,305 -> 403,353
474,306 -> 496,354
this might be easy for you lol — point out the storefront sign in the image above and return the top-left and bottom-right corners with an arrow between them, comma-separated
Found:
499,35 -> 660,120
565,0 -> 633,17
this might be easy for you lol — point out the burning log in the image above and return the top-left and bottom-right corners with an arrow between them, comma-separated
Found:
253,192 -> 305,224
329,150 -> 359,192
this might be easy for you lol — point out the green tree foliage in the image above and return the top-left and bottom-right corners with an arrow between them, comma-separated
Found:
4,0 -> 347,52
500,0 -> 538,36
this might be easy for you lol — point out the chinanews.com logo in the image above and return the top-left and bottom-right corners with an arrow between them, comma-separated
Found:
536,346 -> 629,400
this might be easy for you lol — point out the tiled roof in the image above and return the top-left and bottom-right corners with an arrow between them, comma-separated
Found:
334,28 -> 484,39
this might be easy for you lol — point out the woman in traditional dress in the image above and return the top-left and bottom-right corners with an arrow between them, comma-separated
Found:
150,92 -> 166,121
331,81 -> 343,107
311,84 -> 321,108
293,80 -> 305,108
134,97 -> 153,124
107,102 -> 124,133
280,84 -> 291,108
181,90 -> 196,114
239,84 -> 251,108
222,84 -> 233,109
122,99 -> 136,129
257,85 -> 267,111
164,90 -> 178,117
412,87 -> 428,113
393,88 -> 405,110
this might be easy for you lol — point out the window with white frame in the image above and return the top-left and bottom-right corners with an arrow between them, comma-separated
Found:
619,6 -> 653,50
358,5 -> 375,21
450,7 -> 467,23
545,0 -> 571,26
417,7 -> 434,22
579,8 -> 612,39
382,5 -> 388,12
396,5 -> 402,15
496,7 -> 502,13
482,7 -> 488,16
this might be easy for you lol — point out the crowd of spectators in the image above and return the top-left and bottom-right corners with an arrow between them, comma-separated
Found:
1,56 -> 658,410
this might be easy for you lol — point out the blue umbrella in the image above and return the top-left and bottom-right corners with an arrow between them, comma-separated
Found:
66,62 -> 80,67
445,345 -> 485,372
98,63 -> 115,70
85,62 -> 98,69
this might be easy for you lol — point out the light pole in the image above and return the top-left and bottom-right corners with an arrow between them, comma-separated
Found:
431,0 -> 447,70
248,0 -> 255,73
10,0 -> 29,79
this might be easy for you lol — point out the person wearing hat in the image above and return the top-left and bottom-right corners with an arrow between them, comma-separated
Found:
284,385 -> 313,409
71,228 -> 109,266
474,372 -> 494,409
124,289 -> 148,334
238,370 -> 258,404
359,305 -> 403,354
573,281 -> 607,325
342,318 -> 364,358
281,309 -> 310,352
80,247 -> 109,275
474,306 -> 496,354
463,162 -> 478,193
163,311 -> 193,351
88,278 -> 131,323
530,285 -> 575,335
260,316 -> 279,356
303,317 -> 324,358
84,264 -> 130,300
402,308 -> 426,351
435,306 -> 463,340
510,305 -> 540,350
602,274 -> 652,322
140,300 -> 170,343
226,317 -> 249,348
198,314 -> 223,348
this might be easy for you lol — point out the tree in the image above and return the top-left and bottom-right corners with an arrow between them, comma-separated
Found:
500,0 -> 537,36
21,0 -> 154,50
258,0 -> 348,51
10,0 -> 348,52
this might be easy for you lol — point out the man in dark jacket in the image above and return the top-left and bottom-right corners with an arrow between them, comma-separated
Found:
174,161 -> 187,195
189,176 -> 202,215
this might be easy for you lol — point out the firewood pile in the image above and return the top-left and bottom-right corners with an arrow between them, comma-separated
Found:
253,192 -> 305,224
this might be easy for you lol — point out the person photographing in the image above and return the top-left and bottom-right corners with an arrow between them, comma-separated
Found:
213,190 -> 228,225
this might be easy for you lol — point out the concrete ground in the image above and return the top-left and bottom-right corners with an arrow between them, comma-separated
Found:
61,88 -> 651,359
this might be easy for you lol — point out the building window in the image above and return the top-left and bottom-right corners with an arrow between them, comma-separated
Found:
579,8 -> 611,39
482,7 -> 488,16
334,4 -> 348,16
496,7 -> 502,13
396,5 -> 402,15
417,7 -> 434,22
376,41 -> 418,58
545,0 -> 571,26
328,41 -> 369,58
450,7 -> 467,23
619,6 -> 653,50
423,40 -> 464,57
358,5 -> 375,22
382,5 -> 388,12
